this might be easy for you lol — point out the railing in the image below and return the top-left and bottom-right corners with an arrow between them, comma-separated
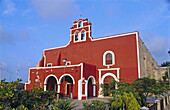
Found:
140,94 -> 169,110
149,103 -> 157,110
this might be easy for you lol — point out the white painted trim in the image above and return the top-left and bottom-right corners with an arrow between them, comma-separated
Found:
73,29 -> 86,43
85,80 -> 88,99
43,30 -> 137,51
57,84 -> 60,93
136,32 -> 141,78
93,85 -> 96,96
98,68 -> 120,97
74,30 -> 79,42
101,73 -> 119,83
44,74 -> 59,84
58,74 -> 75,84
30,63 -> 81,69
103,50 -> 115,66
78,80 -> 82,100
98,68 -> 120,71
87,75 -> 96,84
93,32 -> 137,41
81,63 -> 83,80
25,69 -> 31,90
44,74 -> 59,91
87,76 -> 96,98
44,55 -> 46,67
70,25 -> 89,30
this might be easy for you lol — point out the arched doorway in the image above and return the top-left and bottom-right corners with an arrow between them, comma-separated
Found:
103,76 -> 114,96
101,73 -> 119,96
46,76 -> 57,91
59,75 -> 74,96
88,78 -> 93,97
87,76 -> 96,98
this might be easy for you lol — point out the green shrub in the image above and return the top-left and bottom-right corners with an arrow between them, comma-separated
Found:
82,100 -> 106,110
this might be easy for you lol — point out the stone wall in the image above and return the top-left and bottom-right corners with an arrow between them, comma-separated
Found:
139,37 -> 162,80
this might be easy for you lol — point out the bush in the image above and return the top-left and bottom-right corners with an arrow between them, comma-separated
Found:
82,100 -> 106,110
52,99 -> 77,110
111,92 -> 141,110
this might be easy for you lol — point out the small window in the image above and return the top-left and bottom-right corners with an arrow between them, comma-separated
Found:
75,32 -> 79,41
78,21 -> 82,27
106,53 -> 112,65
81,31 -> 85,40
103,51 -> 115,66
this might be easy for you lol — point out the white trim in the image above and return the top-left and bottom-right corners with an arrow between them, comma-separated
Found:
101,73 -> 119,83
44,74 -> 59,84
44,74 -> 59,91
93,85 -> 96,96
87,75 -> 96,84
98,68 -> 120,98
74,30 -> 79,42
136,32 -> 141,78
43,31 -> 137,51
87,76 -> 96,98
70,25 -> 89,30
93,32 -> 137,41
78,80 -> 82,100
58,74 -> 75,84
44,55 -> 46,67
103,50 -> 115,66
57,84 -> 60,93
77,21 -> 83,28
73,29 -> 86,43
30,63 -> 81,69
25,69 -> 31,90
81,63 -> 83,80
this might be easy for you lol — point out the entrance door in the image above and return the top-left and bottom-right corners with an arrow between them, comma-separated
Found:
47,76 -> 57,91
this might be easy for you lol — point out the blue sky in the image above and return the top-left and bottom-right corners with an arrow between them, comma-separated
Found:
0,0 -> 170,82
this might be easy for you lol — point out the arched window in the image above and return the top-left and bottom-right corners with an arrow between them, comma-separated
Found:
78,21 -> 82,27
81,31 -> 85,40
75,32 -> 79,41
106,53 -> 112,65
103,51 -> 115,66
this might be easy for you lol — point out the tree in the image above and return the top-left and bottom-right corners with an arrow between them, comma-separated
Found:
160,61 -> 170,67
111,92 -> 141,110
132,77 -> 168,106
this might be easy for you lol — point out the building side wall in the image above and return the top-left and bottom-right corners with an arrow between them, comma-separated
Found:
139,37 -> 161,80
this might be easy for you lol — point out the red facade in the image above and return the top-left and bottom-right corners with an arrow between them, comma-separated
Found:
25,18 -> 140,100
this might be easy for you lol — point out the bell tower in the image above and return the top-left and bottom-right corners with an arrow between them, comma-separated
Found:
69,18 -> 92,44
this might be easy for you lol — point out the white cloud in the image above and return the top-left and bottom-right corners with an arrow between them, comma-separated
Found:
144,35 -> 170,64
2,0 -> 16,15
31,0 -> 80,20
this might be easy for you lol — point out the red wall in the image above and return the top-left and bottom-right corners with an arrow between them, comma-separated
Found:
44,33 -> 139,82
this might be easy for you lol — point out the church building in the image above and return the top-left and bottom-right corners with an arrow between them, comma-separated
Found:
25,18 -> 161,100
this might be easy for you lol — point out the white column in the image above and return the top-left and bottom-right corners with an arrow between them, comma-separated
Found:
78,80 -> 82,100
163,97 -> 166,110
98,70 -> 103,98
57,84 -> 60,93
44,84 -> 46,91
85,80 -> 88,99
155,100 -> 160,110
93,85 -> 96,96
